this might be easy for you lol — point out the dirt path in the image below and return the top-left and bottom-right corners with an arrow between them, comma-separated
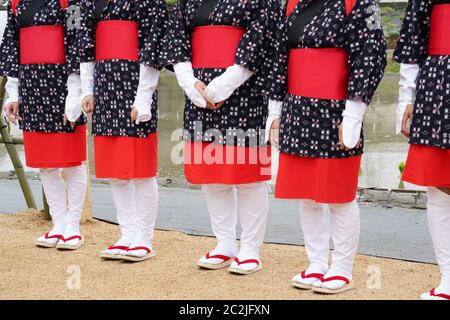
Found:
0,210 -> 438,300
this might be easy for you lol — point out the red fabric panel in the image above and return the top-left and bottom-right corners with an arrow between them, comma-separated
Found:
428,4 -> 450,56
275,152 -> 361,204
287,0 -> 355,17
23,125 -> 87,168
288,48 -> 349,100
191,26 -> 245,69
19,25 -> 66,64
95,20 -> 139,61
94,133 -> 158,179
184,142 -> 272,184
12,0 -> 68,15
345,0 -> 356,16
12,0 -> 20,15
402,144 -> 450,187
286,0 -> 300,16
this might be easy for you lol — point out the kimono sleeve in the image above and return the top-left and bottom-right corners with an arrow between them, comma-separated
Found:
346,0 -> 387,105
138,0 -> 169,69
64,0 -> 82,74
0,2 -> 20,78
78,0 -> 96,63
267,13 -> 289,101
235,0 -> 280,74
159,0 -> 192,66
393,0 -> 432,65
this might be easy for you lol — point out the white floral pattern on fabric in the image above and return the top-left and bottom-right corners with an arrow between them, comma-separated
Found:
78,0 -> 168,138
160,0 -> 280,147
394,0 -> 450,149
268,0 -> 386,159
0,0 -> 86,133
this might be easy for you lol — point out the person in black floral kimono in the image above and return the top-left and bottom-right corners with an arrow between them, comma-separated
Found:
394,0 -> 450,300
268,0 -> 386,293
79,0 -> 168,262
0,0 -> 87,250
161,0 -> 279,275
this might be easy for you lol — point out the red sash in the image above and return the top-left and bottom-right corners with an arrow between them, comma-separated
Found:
95,20 -> 139,61
12,0 -> 67,15
191,26 -> 245,69
288,48 -> 349,100
428,4 -> 450,56
19,25 -> 66,64
286,0 -> 356,17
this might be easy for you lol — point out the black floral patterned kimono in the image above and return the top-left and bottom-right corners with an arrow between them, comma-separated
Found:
0,0 -> 86,168
161,0 -> 278,184
394,0 -> 450,188
269,0 -> 386,203
79,0 -> 168,179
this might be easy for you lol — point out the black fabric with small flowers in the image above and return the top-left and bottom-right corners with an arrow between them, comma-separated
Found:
394,0 -> 450,149
268,0 -> 386,159
160,0 -> 280,147
0,0 -> 86,133
78,0 -> 169,138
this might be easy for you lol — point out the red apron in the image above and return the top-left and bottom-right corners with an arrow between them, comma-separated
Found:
428,4 -> 450,56
23,125 -> 87,169
276,47 -> 360,203
186,25 -> 271,184
94,20 -> 157,179
402,145 -> 450,188
19,23 -> 86,168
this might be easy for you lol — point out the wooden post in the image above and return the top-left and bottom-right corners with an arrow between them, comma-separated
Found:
42,187 -> 51,220
0,76 -> 37,209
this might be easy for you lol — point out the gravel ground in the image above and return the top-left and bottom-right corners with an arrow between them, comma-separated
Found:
0,210 -> 439,300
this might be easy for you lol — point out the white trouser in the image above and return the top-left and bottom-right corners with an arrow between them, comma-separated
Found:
40,164 -> 87,234
203,182 -> 268,257
64,165 -> 87,234
427,187 -> 450,284
299,200 -> 330,273
299,199 -> 360,277
110,177 -> 158,244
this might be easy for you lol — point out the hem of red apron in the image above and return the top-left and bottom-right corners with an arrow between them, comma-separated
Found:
183,141 -> 272,185
185,174 -> 271,185
274,152 -> 361,204
26,161 -> 83,169
23,125 -> 87,169
274,193 -> 357,205
401,144 -> 450,188
93,133 -> 158,180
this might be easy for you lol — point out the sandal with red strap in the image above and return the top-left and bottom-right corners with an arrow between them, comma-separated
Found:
36,232 -> 64,248
292,270 -> 325,290
100,240 -> 130,260
56,234 -> 85,250
228,257 -> 262,275
122,246 -> 156,262
421,288 -> 450,300
197,251 -> 234,270
312,275 -> 354,294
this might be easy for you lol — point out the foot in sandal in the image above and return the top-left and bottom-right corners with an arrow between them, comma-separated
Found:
292,266 -> 327,290
228,251 -> 262,275
197,247 -> 235,270
312,270 -> 354,294
122,239 -> 155,262
36,229 -> 64,248
100,238 -> 132,260
56,224 -> 84,250
421,282 -> 450,300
